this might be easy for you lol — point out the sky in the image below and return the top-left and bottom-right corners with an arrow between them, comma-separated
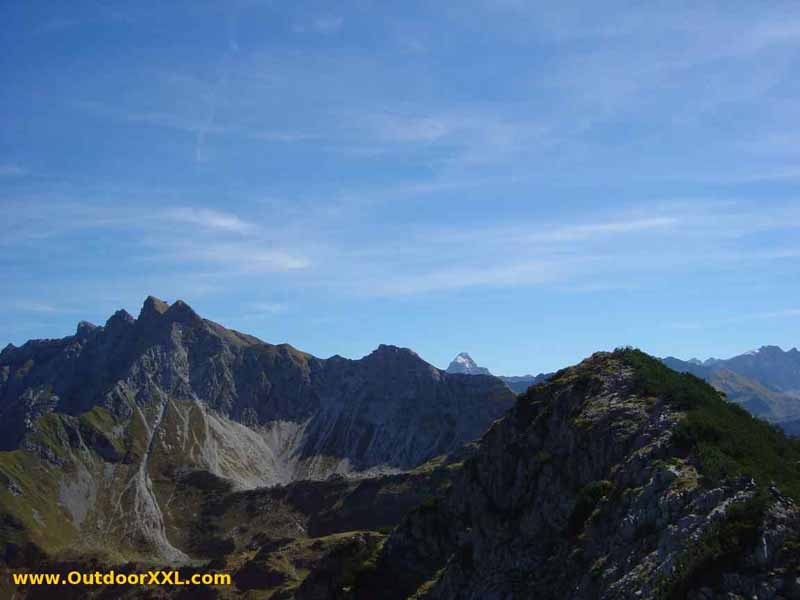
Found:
2,1 -> 800,374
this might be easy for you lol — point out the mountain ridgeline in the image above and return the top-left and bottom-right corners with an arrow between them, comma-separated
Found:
355,349 -> 800,599
663,346 -> 800,433
0,297 -> 514,564
1,307 -> 800,599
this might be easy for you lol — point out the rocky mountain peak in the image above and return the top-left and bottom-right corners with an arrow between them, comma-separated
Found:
363,344 -> 436,377
139,295 -> 170,319
75,320 -> 98,338
367,344 -> 422,362
104,308 -> 134,328
134,296 -> 207,336
454,352 -> 475,365
164,298 -> 202,324
446,352 -> 491,375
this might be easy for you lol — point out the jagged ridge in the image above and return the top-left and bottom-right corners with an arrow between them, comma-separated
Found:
355,349 -> 800,599
0,297 -> 514,562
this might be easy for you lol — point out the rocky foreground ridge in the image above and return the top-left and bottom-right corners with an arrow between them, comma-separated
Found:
354,349 -> 800,599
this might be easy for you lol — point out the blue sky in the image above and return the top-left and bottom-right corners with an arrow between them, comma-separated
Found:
2,1 -> 800,374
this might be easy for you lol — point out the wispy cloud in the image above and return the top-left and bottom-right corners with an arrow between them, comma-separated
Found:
365,260 -> 569,296
1,202 -> 259,239
14,302 -> 64,314
1,200 -> 310,273
174,243 -> 311,272
75,101 -> 226,137
1,300 -> 87,315
293,16 -> 344,34
162,207 -> 256,234
528,217 -> 678,242
330,201 -> 800,296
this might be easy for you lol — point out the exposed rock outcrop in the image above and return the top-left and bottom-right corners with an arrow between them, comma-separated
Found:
0,297 -> 514,561
361,350 -> 800,599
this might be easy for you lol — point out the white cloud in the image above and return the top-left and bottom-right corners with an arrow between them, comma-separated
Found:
367,260 -> 563,296
293,16 -> 343,34
0,200 -> 310,275
162,207 -> 256,234
528,217 -> 678,242
329,201 -> 800,297
15,302 -> 62,314
163,242 -> 311,272
3,300 -> 87,315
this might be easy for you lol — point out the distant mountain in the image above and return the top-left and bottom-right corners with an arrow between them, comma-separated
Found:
0,297 -> 515,563
498,373 -> 552,394
446,352 -> 551,393
446,352 -> 491,375
663,345 -> 800,433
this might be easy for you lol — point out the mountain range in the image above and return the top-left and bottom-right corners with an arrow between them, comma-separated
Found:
1,302 -> 799,599
447,348 -> 800,436
0,297 -> 514,566
663,346 -> 800,434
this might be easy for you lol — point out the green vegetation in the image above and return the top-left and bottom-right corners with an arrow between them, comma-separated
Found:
656,491 -> 765,600
616,348 -> 800,501
78,406 -> 117,434
568,480 -> 613,536
0,448 -> 78,553
337,534 -> 385,594
78,406 -> 126,458
613,349 -> 800,597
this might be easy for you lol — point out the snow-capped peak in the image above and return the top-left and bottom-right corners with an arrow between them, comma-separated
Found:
454,352 -> 477,366
446,352 -> 491,376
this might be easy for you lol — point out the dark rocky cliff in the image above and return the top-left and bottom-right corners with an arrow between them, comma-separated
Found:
359,350 -> 800,599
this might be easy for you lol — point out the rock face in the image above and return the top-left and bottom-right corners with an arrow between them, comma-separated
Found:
362,350 -> 800,599
664,346 -> 800,431
4,317 -> 800,599
0,297 -> 514,561
446,353 -> 491,376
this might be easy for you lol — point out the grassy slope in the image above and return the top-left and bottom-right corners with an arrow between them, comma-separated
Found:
619,348 -> 800,500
